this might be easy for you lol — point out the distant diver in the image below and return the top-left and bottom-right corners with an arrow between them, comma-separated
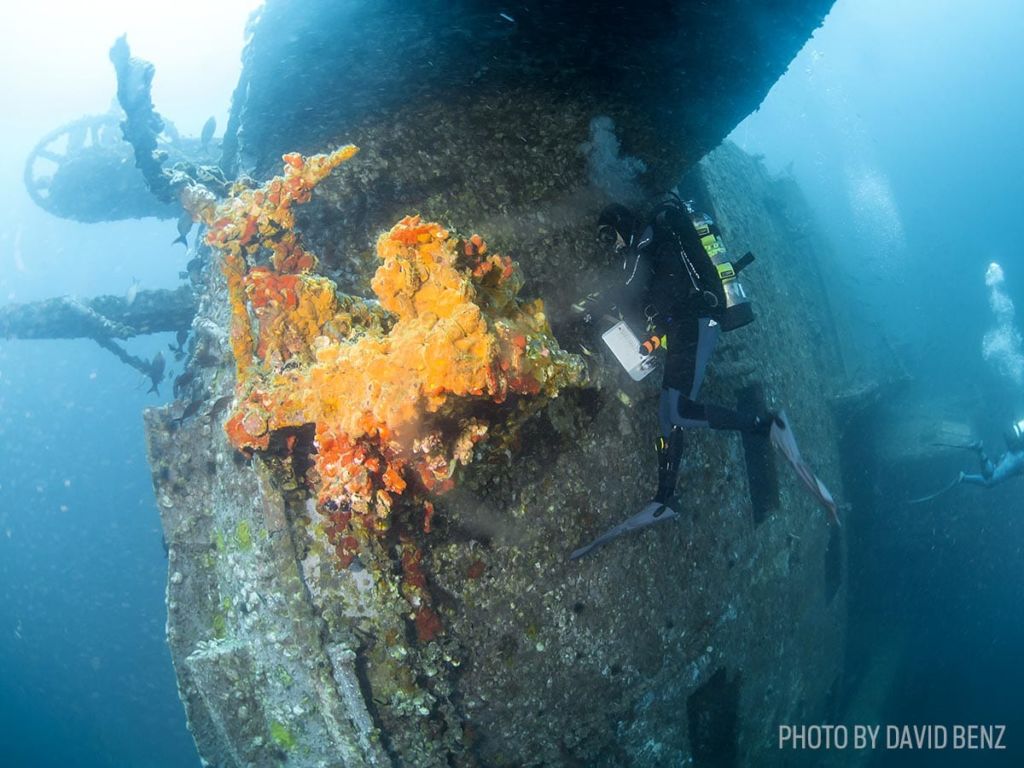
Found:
910,419 -> 1024,503
570,195 -> 837,559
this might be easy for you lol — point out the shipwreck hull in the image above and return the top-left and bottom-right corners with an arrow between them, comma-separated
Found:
141,1 -> 845,765
146,147 -> 847,767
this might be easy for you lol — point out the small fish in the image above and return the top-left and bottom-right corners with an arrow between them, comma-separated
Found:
185,256 -> 204,280
169,329 -> 189,361
206,395 -> 234,421
172,211 -> 193,247
499,12 -> 515,23
125,277 -> 141,306
172,367 -> 195,398
200,116 -> 216,152
194,344 -> 221,368
147,351 -> 166,395
171,397 -> 205,425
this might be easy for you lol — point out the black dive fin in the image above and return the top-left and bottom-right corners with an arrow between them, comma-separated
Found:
570,501 -> 679,561
907,476 -> 960,505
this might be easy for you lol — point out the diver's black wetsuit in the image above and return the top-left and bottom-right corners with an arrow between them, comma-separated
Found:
618,201 -> 761,440
599,199 -> 767,507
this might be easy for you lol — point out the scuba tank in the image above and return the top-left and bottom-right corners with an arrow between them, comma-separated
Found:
687,207 -> 755,331
653,197 -> 755,332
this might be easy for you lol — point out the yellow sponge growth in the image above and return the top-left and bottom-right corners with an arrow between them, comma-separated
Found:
199,148 -> 585,567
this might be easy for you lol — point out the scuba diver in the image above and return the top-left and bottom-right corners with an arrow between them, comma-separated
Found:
596,199 -> 773,503
911,418 -> 1024,503
961,422 -> 1024,487
570,196 -> 837,560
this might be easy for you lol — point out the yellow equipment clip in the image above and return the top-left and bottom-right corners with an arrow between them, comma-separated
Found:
700,233 -> 726,257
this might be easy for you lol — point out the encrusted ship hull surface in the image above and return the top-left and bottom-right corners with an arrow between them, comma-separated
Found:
141,1 -> 844,765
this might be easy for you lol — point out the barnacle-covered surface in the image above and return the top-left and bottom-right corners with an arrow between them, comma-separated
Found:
147,141 -> 847,767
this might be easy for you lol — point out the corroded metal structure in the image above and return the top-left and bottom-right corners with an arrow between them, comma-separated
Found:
0,287 -> 194,340
24,112 -> 188,222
